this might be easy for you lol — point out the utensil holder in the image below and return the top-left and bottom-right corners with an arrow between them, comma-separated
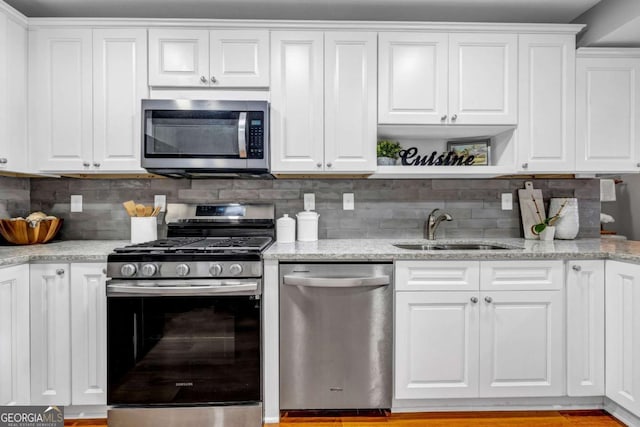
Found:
131,217 -> 157,244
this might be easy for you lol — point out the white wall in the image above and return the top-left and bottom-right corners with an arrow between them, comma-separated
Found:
573,0 -> 640,47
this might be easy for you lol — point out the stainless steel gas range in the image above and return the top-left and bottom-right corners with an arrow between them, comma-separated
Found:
106,203 -> 274,427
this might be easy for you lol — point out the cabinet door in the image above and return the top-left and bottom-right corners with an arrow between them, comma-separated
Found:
30,29 -> 93,171
518,34 -> 575,172
395,291 -> 479,399
378,32 -> 448,124
605,261 -> 640,417
93,29 -> 148,172
71,263 -> 107,405
209,30 -> 269,87
30,264 -> 71,405
449,33 -> 517,125
324,32 -> 377,173
270,31 -> 324,173
567,260 -> 604,397
479,290 -> 563,397
576,54 -> 640,172
148,29 -> 209,87
0,13 -> 28,173
0,264 -> 30,405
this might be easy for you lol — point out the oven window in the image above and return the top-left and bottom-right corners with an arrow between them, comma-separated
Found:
107,296 -> 260,405
145,110 -> 240,157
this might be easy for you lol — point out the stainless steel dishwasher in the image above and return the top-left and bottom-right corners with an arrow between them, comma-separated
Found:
279,263 -> 392,410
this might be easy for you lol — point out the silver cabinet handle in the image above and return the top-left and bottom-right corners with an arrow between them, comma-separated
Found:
637,162 -> 640,168
572,265 -> 582,272
200,76 -> 207,83
102,268 -> 107,275
211,76 -> 217,83
83,161 -> 90,167
0,158 -> 7,164
440,115 -> 447,121
484,296 -> 493,303
237,112 -> 247,159
93,162 -> 100,168
522,163 -> 529,169
316,163 -> 322,168
470,296 -> 478,304
283,275 -> 390,288
451,114 -> 458,121
326,163 -> 332,168
56,268 -> 65,276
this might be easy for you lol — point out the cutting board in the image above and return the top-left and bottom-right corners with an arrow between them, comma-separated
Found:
518,181 -> 545,239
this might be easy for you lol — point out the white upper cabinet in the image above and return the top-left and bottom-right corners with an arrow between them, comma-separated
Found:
148,29 -> 269,87
0,9 -> 29,174
30,28 -> 147,173
379,32 -> 517,125
518,34 -> 576,172
271,31 -> 377,174
576,49 -> 640,173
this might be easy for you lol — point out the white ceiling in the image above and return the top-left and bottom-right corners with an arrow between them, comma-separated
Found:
4,0 -> 602,22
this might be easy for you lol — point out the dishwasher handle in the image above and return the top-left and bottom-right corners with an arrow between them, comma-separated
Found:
283,274 -> 390,288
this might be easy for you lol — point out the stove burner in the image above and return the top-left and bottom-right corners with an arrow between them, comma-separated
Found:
114,236 -> 273,254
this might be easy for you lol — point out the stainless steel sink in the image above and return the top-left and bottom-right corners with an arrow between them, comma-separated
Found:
393,243 -> 519,251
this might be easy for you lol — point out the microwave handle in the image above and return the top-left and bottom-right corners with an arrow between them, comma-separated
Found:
238,112 -> 247,159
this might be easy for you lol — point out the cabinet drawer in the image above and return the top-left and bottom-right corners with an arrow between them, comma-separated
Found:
395,261 -> 480,291
480,260 -> 563,291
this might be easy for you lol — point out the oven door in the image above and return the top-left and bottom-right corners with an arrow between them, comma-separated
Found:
107,280 -> 261,406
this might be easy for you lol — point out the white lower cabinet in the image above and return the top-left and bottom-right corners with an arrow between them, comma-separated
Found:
30,263 -> 107,406
0,264 -> 30,405
566,260 -> 605,397
605,260 -> 640,417
395,260 -> 564,400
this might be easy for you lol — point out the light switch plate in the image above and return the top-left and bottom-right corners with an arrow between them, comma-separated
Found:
343,193 -> 355,210
304,193 -> 315,211
154,195 -> 167,212
70,195 -> 83,212
501,193 -> 513,210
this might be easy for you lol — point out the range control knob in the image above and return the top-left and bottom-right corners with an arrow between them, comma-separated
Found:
141,263 -> 157,277
209,264 -> 223,276
120,264 -> 137,277
176,264 -> 190,277
229,263 -> 243,276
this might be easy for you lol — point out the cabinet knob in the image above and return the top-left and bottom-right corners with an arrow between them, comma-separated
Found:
200,76 -> 207,83
470,296 -> 478,304
316,163 -> 322,168
637,162 -> 640,168
83,161 -> 90,167
93,162 -> 100,168
572,265 -> 582,272
522,163 -> 529,169
210,76 -> 217,84
56,268 -> 65,276
451,114 -> 458,121
484,296 -> 493,303
0,158 -> 7,164
440,115 -> 447,121
102,268 -> 107,275
326,163 -> 332,168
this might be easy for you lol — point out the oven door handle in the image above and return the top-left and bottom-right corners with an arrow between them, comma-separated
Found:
283,275 -> 390,288
107,281 -> 259,296
238,112 -> 247,159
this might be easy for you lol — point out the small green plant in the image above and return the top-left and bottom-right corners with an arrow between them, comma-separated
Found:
377,140 -> 402,159
531,198 -> 567,235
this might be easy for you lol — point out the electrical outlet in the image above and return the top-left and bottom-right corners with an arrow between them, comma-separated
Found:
154,195 -> 167,212
501,193 -> 513,210
343,193 -> 355,210
70,195 -> 83,212
304,193 -> 315,211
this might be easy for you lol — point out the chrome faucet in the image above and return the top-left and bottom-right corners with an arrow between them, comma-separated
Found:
425,208 -> 453,240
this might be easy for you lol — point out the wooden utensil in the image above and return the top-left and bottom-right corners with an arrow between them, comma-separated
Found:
151,206 -> 161,217
123,200 -> 137,217
144,205 -> 153,216
518,181 -> 544,239
135,204 -> 146,217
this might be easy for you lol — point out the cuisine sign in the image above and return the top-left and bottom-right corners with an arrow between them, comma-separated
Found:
398,140 -> 490,167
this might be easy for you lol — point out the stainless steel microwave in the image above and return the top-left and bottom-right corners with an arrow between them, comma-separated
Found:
141,99 -> 269,178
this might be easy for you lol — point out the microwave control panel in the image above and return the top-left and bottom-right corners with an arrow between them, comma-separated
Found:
248,113 -> 264,159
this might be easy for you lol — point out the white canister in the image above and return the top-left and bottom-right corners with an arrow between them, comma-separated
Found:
131,217 -> 158,244
549,197 -> 579,240
296,210 -> 319,241
276,214 -> 296,243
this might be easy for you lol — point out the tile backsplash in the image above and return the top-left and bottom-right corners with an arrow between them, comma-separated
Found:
0,176 -> 30,218
24,177 -> 601,241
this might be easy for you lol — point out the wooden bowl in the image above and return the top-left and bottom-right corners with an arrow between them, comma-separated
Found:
0,218 -> 63,245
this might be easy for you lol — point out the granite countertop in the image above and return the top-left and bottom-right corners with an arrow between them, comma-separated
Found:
264,238 -> 640,263
0,240 -> 129,267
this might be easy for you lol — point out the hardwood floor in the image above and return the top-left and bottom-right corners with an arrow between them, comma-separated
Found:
64,410 -> 624,426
